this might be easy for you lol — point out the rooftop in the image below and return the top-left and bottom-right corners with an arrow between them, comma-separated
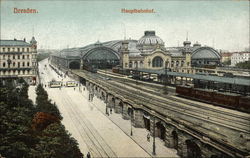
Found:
0,39 -> 31,47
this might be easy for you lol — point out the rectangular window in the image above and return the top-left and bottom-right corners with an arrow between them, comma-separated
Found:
17,48 -> 20,52
27,48 -> 29,52
22,48 -> 25,52
12,48 -> 15,52
13,55 -> 15,59
3,48 -> 5,52
8,48 -> 10,52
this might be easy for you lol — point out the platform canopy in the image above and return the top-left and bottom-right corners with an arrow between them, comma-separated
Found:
133,68 -> 250,86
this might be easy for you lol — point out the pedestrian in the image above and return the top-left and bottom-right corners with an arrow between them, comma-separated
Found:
87,152 -> 91,158
91,94 -> 94,101
110,108 -> 112,114
147,133 -> 150,142
74,87 -> 75,91
45,84 -> 46,88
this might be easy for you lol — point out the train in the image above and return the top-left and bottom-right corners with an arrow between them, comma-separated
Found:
65,81 -> 78,87
49,81 -> 62,88
112,66 -> 130,75
82,64 -> 97,73
176,85 -> 250,113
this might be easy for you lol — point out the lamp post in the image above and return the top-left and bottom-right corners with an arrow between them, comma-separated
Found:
135,61 -> 138,85
152,111 -> 156,155
105,95 -> 108,115
130,109 -> 133,136
164,68 -> 168,94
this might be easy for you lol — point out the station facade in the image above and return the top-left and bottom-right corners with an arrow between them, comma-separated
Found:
50,30 -> 221,72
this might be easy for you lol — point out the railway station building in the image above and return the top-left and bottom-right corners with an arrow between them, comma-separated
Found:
50,30 -> 221,72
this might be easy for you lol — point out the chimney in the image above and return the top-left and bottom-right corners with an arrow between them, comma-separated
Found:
24,38 -> 26,42
14,38 -> 17,41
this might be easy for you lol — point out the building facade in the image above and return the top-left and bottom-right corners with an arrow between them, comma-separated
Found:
50,30 -> 221,72
0,37 -> 38,84
121,31 -> 221,72
221,52 -> 233,63
231,52 -> 250,66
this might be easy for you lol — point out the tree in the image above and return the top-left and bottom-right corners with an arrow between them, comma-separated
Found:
236,61 -> 250,69
222,60 -> 231,65
35,84 -> 62,120
0,81 -> 82,158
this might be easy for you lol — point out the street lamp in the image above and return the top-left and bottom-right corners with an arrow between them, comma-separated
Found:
163,61 -> 170,94
152,111 -> 156,155
135,61 -> 138,85
130,109 -> 133,136
105,95 -> 109,115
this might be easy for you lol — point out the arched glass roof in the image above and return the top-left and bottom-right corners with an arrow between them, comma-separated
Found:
192,47 -> 221,59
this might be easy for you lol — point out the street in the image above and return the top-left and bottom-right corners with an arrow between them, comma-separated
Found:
29,58 -> 178,158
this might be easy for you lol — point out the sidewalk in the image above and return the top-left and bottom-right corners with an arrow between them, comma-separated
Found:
79,87 -> 179,158
28,85 -> 37,104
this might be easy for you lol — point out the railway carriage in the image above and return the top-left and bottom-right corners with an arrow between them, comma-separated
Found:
193,88 -> 214,101
239,97 -> 250,113
176,85 -> 192,97
176,85 -> 249,113
49,81 -> 62,88
66,81 -> 78,87
213,92 -> 240,108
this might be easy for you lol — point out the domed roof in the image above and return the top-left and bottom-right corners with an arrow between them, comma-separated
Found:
30,37 -> 37,45
137,31 -> 164,46
192,47 -> 221,59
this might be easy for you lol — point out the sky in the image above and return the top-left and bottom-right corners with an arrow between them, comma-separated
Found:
0,0 -> 249,51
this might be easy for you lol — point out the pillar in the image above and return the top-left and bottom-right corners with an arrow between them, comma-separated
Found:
122,103 -> 130,120
114,99 -> 121,113
133,109 -> 144,128
165,125 -> 175,147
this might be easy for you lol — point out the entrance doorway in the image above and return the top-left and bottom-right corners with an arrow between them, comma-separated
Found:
143,115 -> 150,131
156,122 -> 165,140
186,140 -> 201,158
172,131 -> 178,150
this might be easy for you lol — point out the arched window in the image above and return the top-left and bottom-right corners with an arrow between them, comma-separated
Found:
22,62 -> 25,67
140,61 -> 143,67
27,62 -> 30,67
129,61 -> 132,68
134,61 -> 138,68
3,62 -> 6,67
152,56 -> 163,67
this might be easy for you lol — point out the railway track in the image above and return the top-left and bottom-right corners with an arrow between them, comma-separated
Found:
57,89 -> 117,158
97,71 -> 250,121
113,79 -> 250,122
83,72 -> 250,134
